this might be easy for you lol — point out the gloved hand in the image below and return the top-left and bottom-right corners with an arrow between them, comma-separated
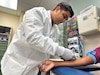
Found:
61,48 -> 75,60
56,46 -> 75,60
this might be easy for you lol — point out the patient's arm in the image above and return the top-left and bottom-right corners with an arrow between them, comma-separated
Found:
54,56 -> 94,67
38,56 -> 94,72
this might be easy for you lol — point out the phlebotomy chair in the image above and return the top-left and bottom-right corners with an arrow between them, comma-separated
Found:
51,65 -> 100,75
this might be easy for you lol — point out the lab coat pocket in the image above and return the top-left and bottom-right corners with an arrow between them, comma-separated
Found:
4,57 -> 26,75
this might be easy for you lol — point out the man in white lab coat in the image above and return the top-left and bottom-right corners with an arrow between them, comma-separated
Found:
1,2 -> 75,75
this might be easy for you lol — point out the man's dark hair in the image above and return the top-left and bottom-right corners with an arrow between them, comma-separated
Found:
54,2 -> 74,17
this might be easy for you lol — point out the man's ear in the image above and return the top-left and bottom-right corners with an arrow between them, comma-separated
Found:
55,6 -> 61,12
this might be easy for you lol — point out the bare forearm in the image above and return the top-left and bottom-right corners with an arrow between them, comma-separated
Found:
54,56 -> 94,67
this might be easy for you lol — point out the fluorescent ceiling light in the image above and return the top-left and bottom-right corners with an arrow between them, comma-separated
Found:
0,0 -> 18,10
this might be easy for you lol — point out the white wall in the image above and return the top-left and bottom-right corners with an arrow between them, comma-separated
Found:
0,11 -> 19,35
0,11 -> 24,40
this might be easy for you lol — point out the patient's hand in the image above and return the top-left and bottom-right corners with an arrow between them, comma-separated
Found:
38,60 -> 55,72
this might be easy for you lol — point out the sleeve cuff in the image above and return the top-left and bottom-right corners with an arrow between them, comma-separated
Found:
86,51 -> 97,64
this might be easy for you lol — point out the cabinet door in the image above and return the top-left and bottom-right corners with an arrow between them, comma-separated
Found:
77,6 -> 100,35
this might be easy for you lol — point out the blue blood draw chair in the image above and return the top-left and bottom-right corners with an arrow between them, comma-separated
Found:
51,65 -> 100,75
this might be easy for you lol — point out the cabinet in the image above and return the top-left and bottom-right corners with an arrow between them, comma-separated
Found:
0,25 -> 12,58
77,6 -> 100,35
0,25 -> 12,75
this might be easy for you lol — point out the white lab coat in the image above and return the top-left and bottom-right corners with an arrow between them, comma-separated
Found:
1,7 -> 74,75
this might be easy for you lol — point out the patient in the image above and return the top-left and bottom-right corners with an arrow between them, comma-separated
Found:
38,47 -> 100,72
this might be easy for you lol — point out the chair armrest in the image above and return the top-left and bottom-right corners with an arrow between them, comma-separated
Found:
52,67 -> 94,75
75,65 -> 100,72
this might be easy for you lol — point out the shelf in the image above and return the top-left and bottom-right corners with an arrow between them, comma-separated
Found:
0,33 -> 9,36
63,16 -> 84,58
0,25 -> 12,75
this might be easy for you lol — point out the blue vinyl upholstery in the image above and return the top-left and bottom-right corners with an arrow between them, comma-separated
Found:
52,66 -> 94,75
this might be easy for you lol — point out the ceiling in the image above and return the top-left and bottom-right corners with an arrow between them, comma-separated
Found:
0,0 -> 69,16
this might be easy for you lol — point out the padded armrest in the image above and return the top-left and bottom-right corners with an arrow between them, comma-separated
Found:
75,65 -> 100,72
52,67 -> 94,75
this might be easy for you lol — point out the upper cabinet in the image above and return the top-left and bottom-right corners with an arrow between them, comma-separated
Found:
77,6 -> 100,35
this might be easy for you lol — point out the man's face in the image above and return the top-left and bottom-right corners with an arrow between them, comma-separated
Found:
53,6 -> 71,24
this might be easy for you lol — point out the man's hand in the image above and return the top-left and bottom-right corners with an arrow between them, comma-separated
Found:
38,60 -> 55,72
